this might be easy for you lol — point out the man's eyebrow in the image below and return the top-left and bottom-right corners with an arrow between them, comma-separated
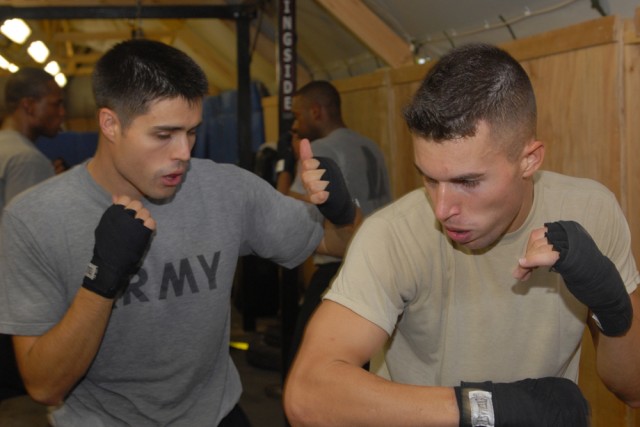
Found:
152,122 -> 202,132
413,164 -> 484,182
450,173 -> 484,182
152,125 -> 183,131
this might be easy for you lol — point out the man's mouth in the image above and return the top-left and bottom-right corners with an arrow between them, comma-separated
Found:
444,226 -> 472,243
162,171 -> 184,186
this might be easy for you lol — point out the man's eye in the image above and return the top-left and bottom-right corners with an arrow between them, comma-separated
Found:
461,180 -> 480,189
423,176 -> 437,186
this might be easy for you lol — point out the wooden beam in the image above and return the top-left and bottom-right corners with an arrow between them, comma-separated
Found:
51,30 -> 176,42
167,22 -> 236,92
501,15 -> 621,62
314,0 -> 412,68
221,19 -> 311,86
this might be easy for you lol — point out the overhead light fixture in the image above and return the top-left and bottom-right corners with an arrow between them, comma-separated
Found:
410,41 -> 432,65
44,60 -> 61,76
0,55 -> 18,73
0,54 -> 10,70
27,40 -> 49,63
54,73 -> 67,87
0,18 -> 31,44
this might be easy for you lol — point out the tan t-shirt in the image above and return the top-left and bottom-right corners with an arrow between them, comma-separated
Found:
325,170 -> 639,386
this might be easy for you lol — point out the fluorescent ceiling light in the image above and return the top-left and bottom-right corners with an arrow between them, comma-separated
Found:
27,40 -> 49,63
44,61 -> 60,76
0,54 -> 10,69
54,73 -> 67,87
1,18 -> 31,44
8,63 -> 19,73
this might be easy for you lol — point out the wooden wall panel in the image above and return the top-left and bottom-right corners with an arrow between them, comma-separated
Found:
624,37 -> 640,268
387,63 -> 433,199
66,116 -> 98,132
521,44 -> 622,194
261,95 -> 279,144
387,80 -> 421,198
623,29 -> 640,427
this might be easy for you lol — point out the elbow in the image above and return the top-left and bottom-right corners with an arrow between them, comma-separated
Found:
28,390 -> 64,407
599,372 -> 640,409
24,381 -> 66,406
625,399 -> 640,409
602,383 -> 640,409
284,376 -> 319,427
618,393 -> 640,409
283,383 -> 308,426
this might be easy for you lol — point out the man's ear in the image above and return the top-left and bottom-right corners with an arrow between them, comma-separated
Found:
98,108 -> 120,142
310,102 -> 322,120
520,139 -> 544,178
20,97 -> 36,116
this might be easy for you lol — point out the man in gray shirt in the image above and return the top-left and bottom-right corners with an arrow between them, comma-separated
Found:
0,40 -> 357,426
0,67 -> 65,403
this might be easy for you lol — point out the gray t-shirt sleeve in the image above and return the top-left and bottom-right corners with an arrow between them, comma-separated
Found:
5,151 -> 54,204
237,168 -> 323,269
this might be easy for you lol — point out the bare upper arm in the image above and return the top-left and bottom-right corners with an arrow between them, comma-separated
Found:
296,299 -> 389,368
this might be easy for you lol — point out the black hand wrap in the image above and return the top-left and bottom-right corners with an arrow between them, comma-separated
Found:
545,220 -> 632,336
275,131 -> 295,176
82,204 -> 153,299
455,377 -> 590,427
315,156 -> 356,225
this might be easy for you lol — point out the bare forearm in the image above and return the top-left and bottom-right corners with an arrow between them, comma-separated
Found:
593,298 -> 640,406
289,190 -> 310,203
285,300 -> 458,426
15,287 -> 113,404
285,359 -> 458,426
276,172 -> 292,194
316,208 -> 363,257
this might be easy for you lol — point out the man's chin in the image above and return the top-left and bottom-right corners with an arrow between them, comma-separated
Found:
145,186 -> 179,203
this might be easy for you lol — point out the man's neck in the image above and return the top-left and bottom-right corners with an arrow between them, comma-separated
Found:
86,142 -> 142,201
320,123 -> 346,138
1,115 -> 35,142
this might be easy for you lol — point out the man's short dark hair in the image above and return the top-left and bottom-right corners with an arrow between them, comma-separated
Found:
92,39 -> 209,128
295,80 -> 342,121
403,43 -> 537,159
4,67 -> 56,113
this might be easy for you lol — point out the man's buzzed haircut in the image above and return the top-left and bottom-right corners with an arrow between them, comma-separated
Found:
403,43 -> 537,160
4,67 -> 56,113
295,80 -> 342,121
92,39 -> 208,128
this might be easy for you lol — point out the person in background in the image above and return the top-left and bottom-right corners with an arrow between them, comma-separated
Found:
0,66 -> 65,404
281,80 -> 391,369
284,43 -> 640,426
52,157 -> 69,174
0,39 -> 358,426
0,67 -> 65,214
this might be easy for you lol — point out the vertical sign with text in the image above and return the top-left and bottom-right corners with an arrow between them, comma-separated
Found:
278,0 -> 296,135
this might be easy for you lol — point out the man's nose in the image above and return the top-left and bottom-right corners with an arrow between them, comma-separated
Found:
433,184 -> 458,222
